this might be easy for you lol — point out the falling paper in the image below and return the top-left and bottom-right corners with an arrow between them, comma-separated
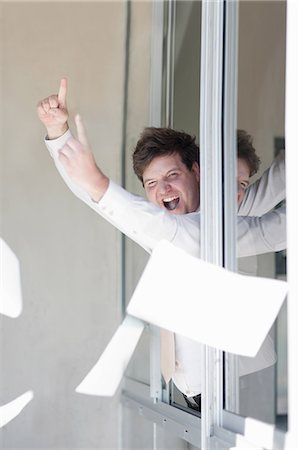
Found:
238,334 -> 277,377
76,315 -> 145,396
127,240 -> 288,357
0,239 -> 31,428
0,391 -> 34,428
0,238 -> 23,318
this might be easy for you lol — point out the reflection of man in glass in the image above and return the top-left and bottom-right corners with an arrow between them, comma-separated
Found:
37,79 -> 285,410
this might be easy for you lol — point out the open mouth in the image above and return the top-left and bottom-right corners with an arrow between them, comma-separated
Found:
163,196 -> 180,211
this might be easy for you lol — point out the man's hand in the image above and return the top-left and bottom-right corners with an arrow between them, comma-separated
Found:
58,115 -> 109,202
37,78 -> 69,139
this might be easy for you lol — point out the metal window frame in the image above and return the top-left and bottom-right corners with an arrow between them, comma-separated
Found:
200,0 -> 240,445
222,0 -> 239,417
122,377 -> 201,448
199,0 -> 225,447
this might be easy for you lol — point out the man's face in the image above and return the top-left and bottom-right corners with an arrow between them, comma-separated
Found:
142,153 -> 200,214
237,158 -> 250,206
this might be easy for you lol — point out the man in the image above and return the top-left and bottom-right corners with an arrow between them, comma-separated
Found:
37,79 -> 286,409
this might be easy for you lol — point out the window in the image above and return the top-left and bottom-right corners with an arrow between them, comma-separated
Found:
122,1 -> 297,449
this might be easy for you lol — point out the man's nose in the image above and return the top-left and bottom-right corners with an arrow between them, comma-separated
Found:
158,179 -> 172,193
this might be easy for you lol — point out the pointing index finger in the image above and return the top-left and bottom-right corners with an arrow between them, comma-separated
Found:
75,114 -> 89,147
58,78 -> 67,108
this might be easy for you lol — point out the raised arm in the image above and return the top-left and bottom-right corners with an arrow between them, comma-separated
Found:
43,124 -> 178,255
37,83 -> 178,253
238,150 -> 285,217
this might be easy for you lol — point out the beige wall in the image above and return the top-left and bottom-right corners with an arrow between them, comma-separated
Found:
1,1 -> 287,448
1,2 -> 129,448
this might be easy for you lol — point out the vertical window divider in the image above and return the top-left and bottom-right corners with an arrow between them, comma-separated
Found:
222,0 -> 239,418
200,0 -> 224,447
149,0 -> 165,403
165,0 -> 176,128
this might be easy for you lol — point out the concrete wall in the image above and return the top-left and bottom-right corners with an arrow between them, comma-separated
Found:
1,2 -> 127,448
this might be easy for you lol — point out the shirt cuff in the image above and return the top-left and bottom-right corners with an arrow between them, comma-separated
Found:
44,129 -> 73,158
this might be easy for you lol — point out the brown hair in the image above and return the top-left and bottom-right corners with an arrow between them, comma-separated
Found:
132,127 -> 199,183
237,129 -> 260,176
132,127 -> 260,182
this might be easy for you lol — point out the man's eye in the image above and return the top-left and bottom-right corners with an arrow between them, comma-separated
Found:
168,172 -> 178,178
146,181 -> 156,188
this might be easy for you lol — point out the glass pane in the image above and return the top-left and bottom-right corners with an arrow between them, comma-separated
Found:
162,0 -> 202,414
124,1 -> 153,385
225,0 -> 287,430
172,1 -> 201,134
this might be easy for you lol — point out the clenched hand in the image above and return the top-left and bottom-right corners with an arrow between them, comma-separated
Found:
37,78 -> 69,139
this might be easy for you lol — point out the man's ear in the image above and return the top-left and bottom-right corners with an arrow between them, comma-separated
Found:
192,162 -> 200,182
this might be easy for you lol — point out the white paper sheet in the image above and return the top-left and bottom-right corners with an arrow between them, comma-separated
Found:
0,391 -> 33,428
127,240 -> 288,357
76,315 -> 145,396
0,238 -> 23,318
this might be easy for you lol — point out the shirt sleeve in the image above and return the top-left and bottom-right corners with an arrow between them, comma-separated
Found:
44,132 -> 178,254
45,129 -> 73,158
238,150 -> 285,216
237,204 -> 286,257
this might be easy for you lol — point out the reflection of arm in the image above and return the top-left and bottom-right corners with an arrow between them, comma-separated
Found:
237,205 -> 286,257
238,150 -> 285,216
45,132 -> 177,254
